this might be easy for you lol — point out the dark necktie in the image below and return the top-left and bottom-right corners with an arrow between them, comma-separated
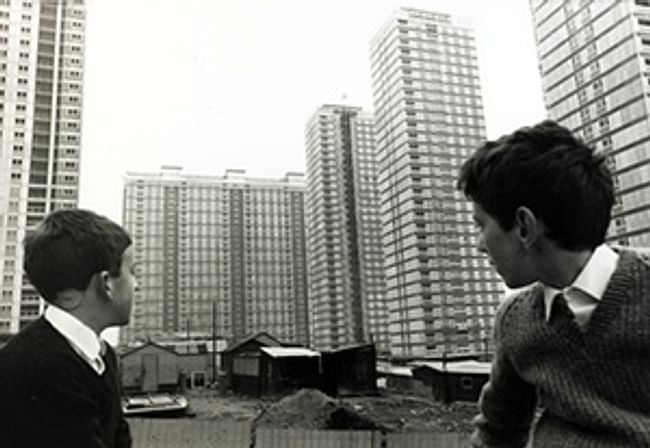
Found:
549,293 -> 582,340
550,293 -> 571,321
101,344 -> 118,391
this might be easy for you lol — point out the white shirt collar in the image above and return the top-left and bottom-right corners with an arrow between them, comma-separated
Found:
44,305 -> 106,375
542,244 -> 619,321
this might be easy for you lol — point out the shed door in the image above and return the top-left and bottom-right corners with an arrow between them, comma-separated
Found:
141,354 -> 159,392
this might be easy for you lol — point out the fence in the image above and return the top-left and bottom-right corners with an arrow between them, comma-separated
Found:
129,419 -> 468,448
130,419 -> 251,448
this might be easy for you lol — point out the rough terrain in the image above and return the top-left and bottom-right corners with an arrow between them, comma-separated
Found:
186,388 -> 476,434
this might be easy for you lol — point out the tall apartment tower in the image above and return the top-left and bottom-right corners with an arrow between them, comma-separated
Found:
0,0 -> 86,334
121,167 -> 310,346
370,8 -> 502,358
305,105 -> 388,354
530,0 -> 650,246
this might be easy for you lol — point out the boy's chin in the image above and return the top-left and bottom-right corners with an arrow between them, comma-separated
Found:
110,315 -> 130,327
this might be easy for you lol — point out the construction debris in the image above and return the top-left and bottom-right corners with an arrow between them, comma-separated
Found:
254,388 -> 387,431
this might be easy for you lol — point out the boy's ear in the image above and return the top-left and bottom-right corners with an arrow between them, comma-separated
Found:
54,288 -> 83,311
514,206 -> 541,249
96,270 -> 113,299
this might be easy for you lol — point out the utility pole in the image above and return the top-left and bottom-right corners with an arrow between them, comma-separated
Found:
442,350 -> 451,403
483,336 -> 489,361
212,300 -> 217,384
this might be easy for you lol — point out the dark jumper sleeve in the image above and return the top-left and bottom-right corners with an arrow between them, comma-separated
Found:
470,297 -> 537,448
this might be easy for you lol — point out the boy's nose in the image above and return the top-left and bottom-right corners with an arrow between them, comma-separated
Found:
476,235 -> 487,253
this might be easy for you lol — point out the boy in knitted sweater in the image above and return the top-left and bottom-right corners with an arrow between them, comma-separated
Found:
457,120 -> 650,447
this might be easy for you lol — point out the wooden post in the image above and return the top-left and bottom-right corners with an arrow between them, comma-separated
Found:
212,301 -> 217,384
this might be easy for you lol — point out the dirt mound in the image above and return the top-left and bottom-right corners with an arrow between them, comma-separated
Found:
254,388 -> 386,431
344,393 -> 476,433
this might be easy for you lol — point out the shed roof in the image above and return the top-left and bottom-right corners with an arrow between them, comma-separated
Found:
382,366 -> 413,377
222,331 -> 283,353
412,360 -> 491,375
321,342 -> 375,354
260,347 -> 320,358
119,340 -> 179,358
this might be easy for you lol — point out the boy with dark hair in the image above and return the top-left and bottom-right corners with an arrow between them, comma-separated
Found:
458,120 -> 650,447
0,209 -> 137,448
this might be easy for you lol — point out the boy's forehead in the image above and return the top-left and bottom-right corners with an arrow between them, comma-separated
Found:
121,245 -> 135,262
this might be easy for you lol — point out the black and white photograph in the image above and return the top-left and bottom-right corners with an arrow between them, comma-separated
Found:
0,1 -> 648,447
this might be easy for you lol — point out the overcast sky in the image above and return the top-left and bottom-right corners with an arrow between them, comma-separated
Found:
79,0 -> 546,222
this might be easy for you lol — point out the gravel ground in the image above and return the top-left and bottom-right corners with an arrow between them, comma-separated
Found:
343,393 -> 477,433
186,390 -> 268,420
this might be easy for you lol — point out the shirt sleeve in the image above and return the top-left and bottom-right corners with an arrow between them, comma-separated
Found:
470,296 -> 537,448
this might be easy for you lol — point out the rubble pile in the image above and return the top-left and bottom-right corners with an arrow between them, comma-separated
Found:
189,389 -> 476,434
254,388 -> 385,430
344,394 -> 476,433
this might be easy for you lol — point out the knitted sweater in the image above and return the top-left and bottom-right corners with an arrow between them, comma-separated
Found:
471,249 -> 650,448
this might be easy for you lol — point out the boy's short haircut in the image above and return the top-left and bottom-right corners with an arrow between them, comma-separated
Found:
457,120 -> 614,251
23,209 -> 132,303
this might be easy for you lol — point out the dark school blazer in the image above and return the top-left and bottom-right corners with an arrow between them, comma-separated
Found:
0,317 -> 131,448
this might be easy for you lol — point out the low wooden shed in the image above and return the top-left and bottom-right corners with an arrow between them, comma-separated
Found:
221,332 -> 283,396
321,343 -> 377,396
411,360 -> 491,403
380,364 -> 435,397
259,347 -> 321,397
120,340 -> 213,394
120,342 -> 181,394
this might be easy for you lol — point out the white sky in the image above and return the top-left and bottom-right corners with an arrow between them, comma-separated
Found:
79,0 -> 546,223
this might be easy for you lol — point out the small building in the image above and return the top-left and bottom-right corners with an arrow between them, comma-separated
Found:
119,340 -> 213,394
221,332 -> 284,396
411,360 -> 491,403
158,338 -> 226,387
381,365 -> 432,397
321,343 -> 377,396
259,347 -> 321,396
